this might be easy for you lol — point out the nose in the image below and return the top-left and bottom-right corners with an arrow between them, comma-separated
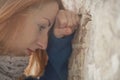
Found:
37,42 -> 47,50
36,35 -> 48,50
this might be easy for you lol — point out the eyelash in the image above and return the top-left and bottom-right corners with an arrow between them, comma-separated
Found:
38,24 -> 46,31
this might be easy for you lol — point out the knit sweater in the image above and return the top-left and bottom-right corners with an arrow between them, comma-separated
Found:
39,29 -> 74,80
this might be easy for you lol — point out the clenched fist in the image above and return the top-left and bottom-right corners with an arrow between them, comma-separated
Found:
54,10 -> 80,38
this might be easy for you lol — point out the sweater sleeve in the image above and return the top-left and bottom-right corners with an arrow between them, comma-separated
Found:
46,28 -> 74,69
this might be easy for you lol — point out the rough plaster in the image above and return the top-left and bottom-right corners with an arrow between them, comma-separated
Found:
62,0 -> 120,80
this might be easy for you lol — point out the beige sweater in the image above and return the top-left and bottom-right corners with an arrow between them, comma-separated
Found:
0,56 -> 29,80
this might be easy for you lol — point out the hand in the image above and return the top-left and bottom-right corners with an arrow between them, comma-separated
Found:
54,10 -> 80,38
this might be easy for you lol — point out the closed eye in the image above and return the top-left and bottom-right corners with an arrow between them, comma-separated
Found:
38,24 -> 46,31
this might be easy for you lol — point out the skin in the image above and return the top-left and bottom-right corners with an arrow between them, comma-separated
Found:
4,1 -> 79,55
24,2 -> 59,53
8,1 -> 59,55
54,10 -> 80,38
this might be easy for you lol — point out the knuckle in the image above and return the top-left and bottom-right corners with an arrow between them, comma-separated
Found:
59,10 -> 65,13
67,29 -> 73,35
67,23 -> 72,27
60,19 -> 67,25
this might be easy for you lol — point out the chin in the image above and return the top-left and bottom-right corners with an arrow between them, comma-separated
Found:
3,48 -> 28,56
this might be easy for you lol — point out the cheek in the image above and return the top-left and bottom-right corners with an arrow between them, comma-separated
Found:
40,27 -> 51,36
12,28 -> 38,51
37,28 -> 50,43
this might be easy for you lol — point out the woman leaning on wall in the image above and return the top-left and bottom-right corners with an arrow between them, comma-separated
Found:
0,0 -> 79,80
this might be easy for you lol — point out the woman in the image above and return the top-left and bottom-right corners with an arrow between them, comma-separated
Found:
0,0 -> 79,80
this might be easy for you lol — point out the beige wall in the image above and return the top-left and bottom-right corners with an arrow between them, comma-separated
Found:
61,0 -> 120,80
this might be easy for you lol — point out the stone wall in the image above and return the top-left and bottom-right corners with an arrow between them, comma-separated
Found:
61,0 -> 120,80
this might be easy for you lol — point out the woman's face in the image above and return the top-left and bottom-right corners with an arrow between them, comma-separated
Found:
10,1 -> 58,55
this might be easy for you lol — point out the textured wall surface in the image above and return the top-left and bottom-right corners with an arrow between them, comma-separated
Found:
61,0 -> 120,80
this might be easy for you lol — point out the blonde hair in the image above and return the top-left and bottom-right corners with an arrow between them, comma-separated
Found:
0,0 -> 58,55
0,0 -> 43,23
0,0 -> 50,54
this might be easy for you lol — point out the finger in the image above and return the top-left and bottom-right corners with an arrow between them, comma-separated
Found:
60,27 -> 73,35
71,12 -> 76,26
55,27 -> 72,37
63,27 -> 73,36
57,10 -> 68,28
67,11 -> 78,33
54,28 -> 65,38
66,11 -> 73,28
71,12 -> 77,30
72,14 -> 79,31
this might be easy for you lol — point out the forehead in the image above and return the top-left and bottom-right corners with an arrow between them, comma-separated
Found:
27,1 -> 58,19
26,13 -> 51,29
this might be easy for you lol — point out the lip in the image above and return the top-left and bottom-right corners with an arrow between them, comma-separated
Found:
26,48 -> 34,55
27,48 -> 34,52
27,48 -> 42,53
